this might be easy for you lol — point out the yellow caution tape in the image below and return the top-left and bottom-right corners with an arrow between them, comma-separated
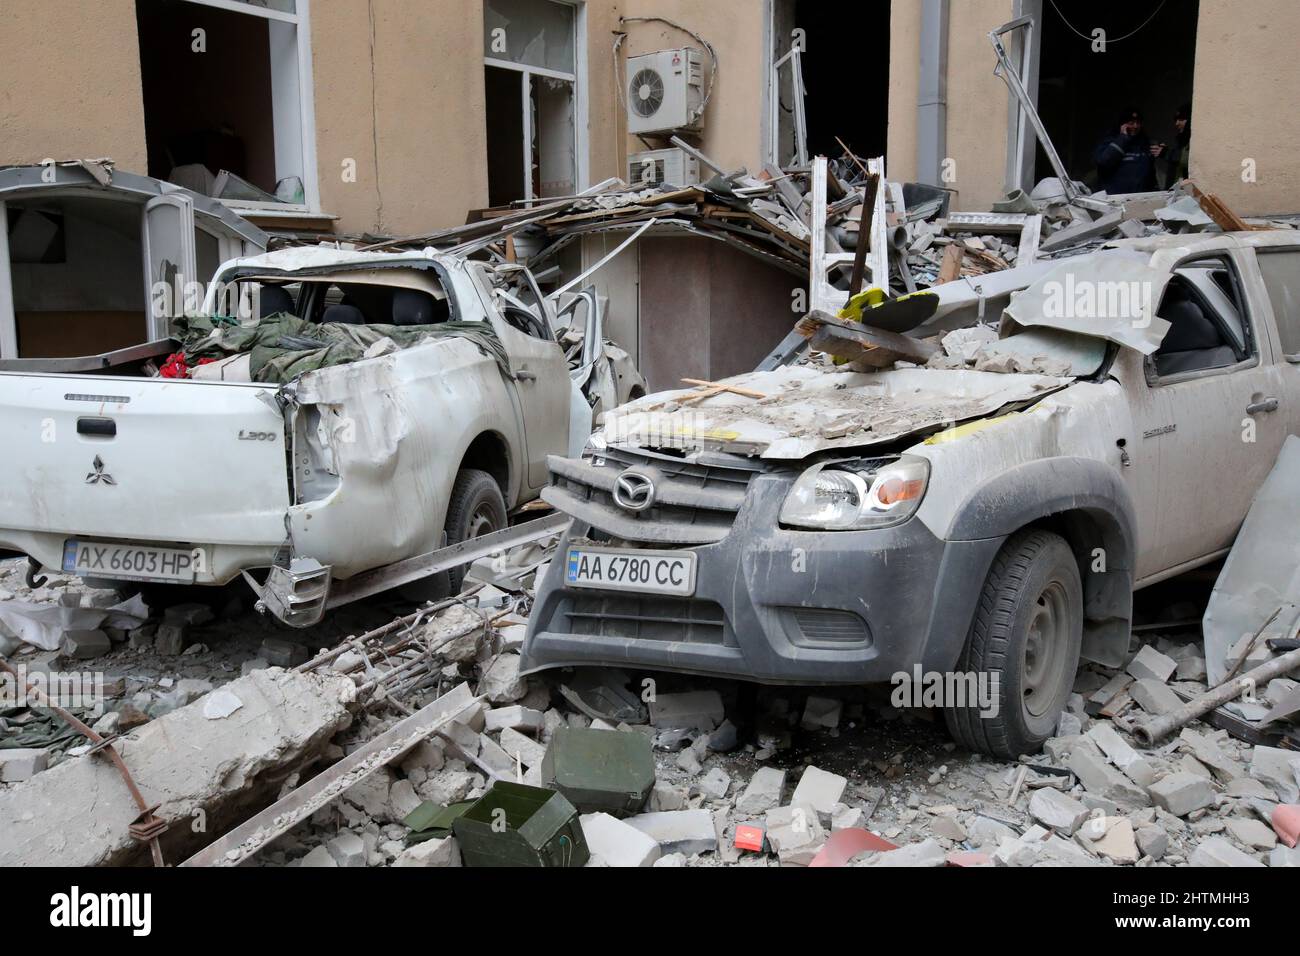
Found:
924,412 -> 1019,445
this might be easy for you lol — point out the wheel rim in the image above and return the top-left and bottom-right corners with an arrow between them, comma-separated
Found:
1022,580 -> 1069,719
466,503 -> 500,540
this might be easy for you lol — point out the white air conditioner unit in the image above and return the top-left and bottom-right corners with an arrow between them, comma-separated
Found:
628,148 -> 701,189
626,47 -> 705,135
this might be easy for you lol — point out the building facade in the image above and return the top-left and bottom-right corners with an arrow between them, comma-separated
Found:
3,0 -> 1296,236
2,0 -> 1297,381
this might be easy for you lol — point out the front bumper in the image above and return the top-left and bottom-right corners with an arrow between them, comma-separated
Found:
522,473 -> 1003,685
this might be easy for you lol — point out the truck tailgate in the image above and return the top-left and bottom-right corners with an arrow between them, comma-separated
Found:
0,373 -> 291,545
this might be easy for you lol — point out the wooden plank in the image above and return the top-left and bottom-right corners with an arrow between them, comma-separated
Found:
936,243 -> 965,284
680,377 -> 767,400
1185,182 -> 1252,232
799,309 -> 937,367
849,173 -> 881,296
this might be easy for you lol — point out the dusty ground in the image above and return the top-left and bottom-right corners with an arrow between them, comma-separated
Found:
2,554 -> 1296,868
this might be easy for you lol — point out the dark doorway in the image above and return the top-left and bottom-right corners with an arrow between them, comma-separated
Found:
136,0 -> 277,194
484,66 -> 526,207
1035,0 -> 1197,190
773,0 -> 890,165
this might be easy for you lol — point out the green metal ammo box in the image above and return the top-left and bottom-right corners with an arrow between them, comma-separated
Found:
540,726 -> 656,817
452,782 -> 589,867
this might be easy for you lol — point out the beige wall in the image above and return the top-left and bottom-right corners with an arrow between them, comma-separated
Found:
3,0 -> 1295,243
272,0 -> 770,231
1189,0 -> 1300,216
944,0 -> 1015,210
0,0 -> 147,171
885,0 -> 922,186
315,0 -> 631,235
887,0 -> 1015,210
312,0 -> 491,236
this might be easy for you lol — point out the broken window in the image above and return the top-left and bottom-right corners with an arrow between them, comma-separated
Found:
1152,257 -> 1253,378
1256,249 -> 1300,359
483,0 -> 579,205
226,273 -> 451,328
1030,0 -> 1197,192
768,0 -> 890,168
135,0 -> 316,209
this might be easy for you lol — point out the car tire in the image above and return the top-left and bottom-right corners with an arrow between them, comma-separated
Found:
944,529 -> 1083,759
398,469 -> 508,603
443,468 -> 509,595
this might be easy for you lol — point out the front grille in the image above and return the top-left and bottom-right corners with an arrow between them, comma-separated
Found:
545,446 -> 762,545
785,607 -> 872,645
566,594 -> 728,645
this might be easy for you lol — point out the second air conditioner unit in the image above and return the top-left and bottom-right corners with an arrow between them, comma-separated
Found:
626,47 -> 705,135
628,148 -> 701,189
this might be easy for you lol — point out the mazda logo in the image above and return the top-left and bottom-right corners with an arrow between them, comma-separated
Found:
612,470 -> 656,512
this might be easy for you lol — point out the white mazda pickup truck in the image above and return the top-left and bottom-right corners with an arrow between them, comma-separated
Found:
523,231 -> 1300,756
0,246 -> 643,625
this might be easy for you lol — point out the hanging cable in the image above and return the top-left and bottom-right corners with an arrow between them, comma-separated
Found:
1047,0 -> 1169,44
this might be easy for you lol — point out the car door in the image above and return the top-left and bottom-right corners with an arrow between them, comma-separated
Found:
485,268 -> 571,490
1246,242 -> 1300,438
1134,249 -> 1287,576
142,194 -> 198,340
555,286 -> 604,388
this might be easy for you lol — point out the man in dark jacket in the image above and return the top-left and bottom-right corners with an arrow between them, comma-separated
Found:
1094,108 -> 1164,194
1163,103 -> 1192,188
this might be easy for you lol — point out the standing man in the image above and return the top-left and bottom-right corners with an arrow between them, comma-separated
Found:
1094,107 -> 1164,194
1164,103 -> 1192,188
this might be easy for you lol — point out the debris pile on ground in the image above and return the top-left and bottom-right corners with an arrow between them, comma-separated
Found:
3,538 -> 1299,868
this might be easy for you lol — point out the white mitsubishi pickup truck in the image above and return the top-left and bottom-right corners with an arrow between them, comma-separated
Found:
524,231 -> 1300,757
0,246 -> 643,625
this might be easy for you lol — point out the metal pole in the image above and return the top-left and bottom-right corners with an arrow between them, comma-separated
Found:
1132,645 -> 1300,746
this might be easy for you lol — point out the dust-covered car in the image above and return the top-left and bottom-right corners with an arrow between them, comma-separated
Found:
0,246 -> 644,625
523,230 -> 1300,756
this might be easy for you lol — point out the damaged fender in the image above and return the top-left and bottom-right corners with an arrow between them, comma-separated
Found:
944,455 -> 1138,668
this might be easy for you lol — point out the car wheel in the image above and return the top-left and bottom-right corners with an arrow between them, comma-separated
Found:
944,528 -> 1083,758
398,469 -> 508,603
443,468 -> 508,594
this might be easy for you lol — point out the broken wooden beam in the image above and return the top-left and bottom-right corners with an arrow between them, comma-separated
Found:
797,309 -> 937,368
679,378 -> 767,403
1183,181 -> 1264,233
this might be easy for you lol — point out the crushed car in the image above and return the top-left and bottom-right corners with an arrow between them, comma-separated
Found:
0,245 -> 644,625
522,229 -> 1300,757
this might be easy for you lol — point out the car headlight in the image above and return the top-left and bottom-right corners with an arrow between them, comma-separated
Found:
583,428 -> 607,458
779,455 -> 930,530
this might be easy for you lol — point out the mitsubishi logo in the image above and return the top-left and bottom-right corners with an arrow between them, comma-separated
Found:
612,469 -> 656,512
85,455 -> 115,486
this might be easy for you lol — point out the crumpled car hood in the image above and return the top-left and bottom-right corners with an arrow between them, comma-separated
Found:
603,364 -> 1071,459
1004,251 -> 1172,354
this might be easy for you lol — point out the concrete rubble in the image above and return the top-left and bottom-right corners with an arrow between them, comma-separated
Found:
0,665 -> 355,866
2,490 -> 1299,871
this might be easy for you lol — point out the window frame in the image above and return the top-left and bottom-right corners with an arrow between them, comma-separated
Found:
1145,252 -> 1261,387
1253,245 -> 1300,364
165,0 -> 321,214
482,0 -> 588,203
